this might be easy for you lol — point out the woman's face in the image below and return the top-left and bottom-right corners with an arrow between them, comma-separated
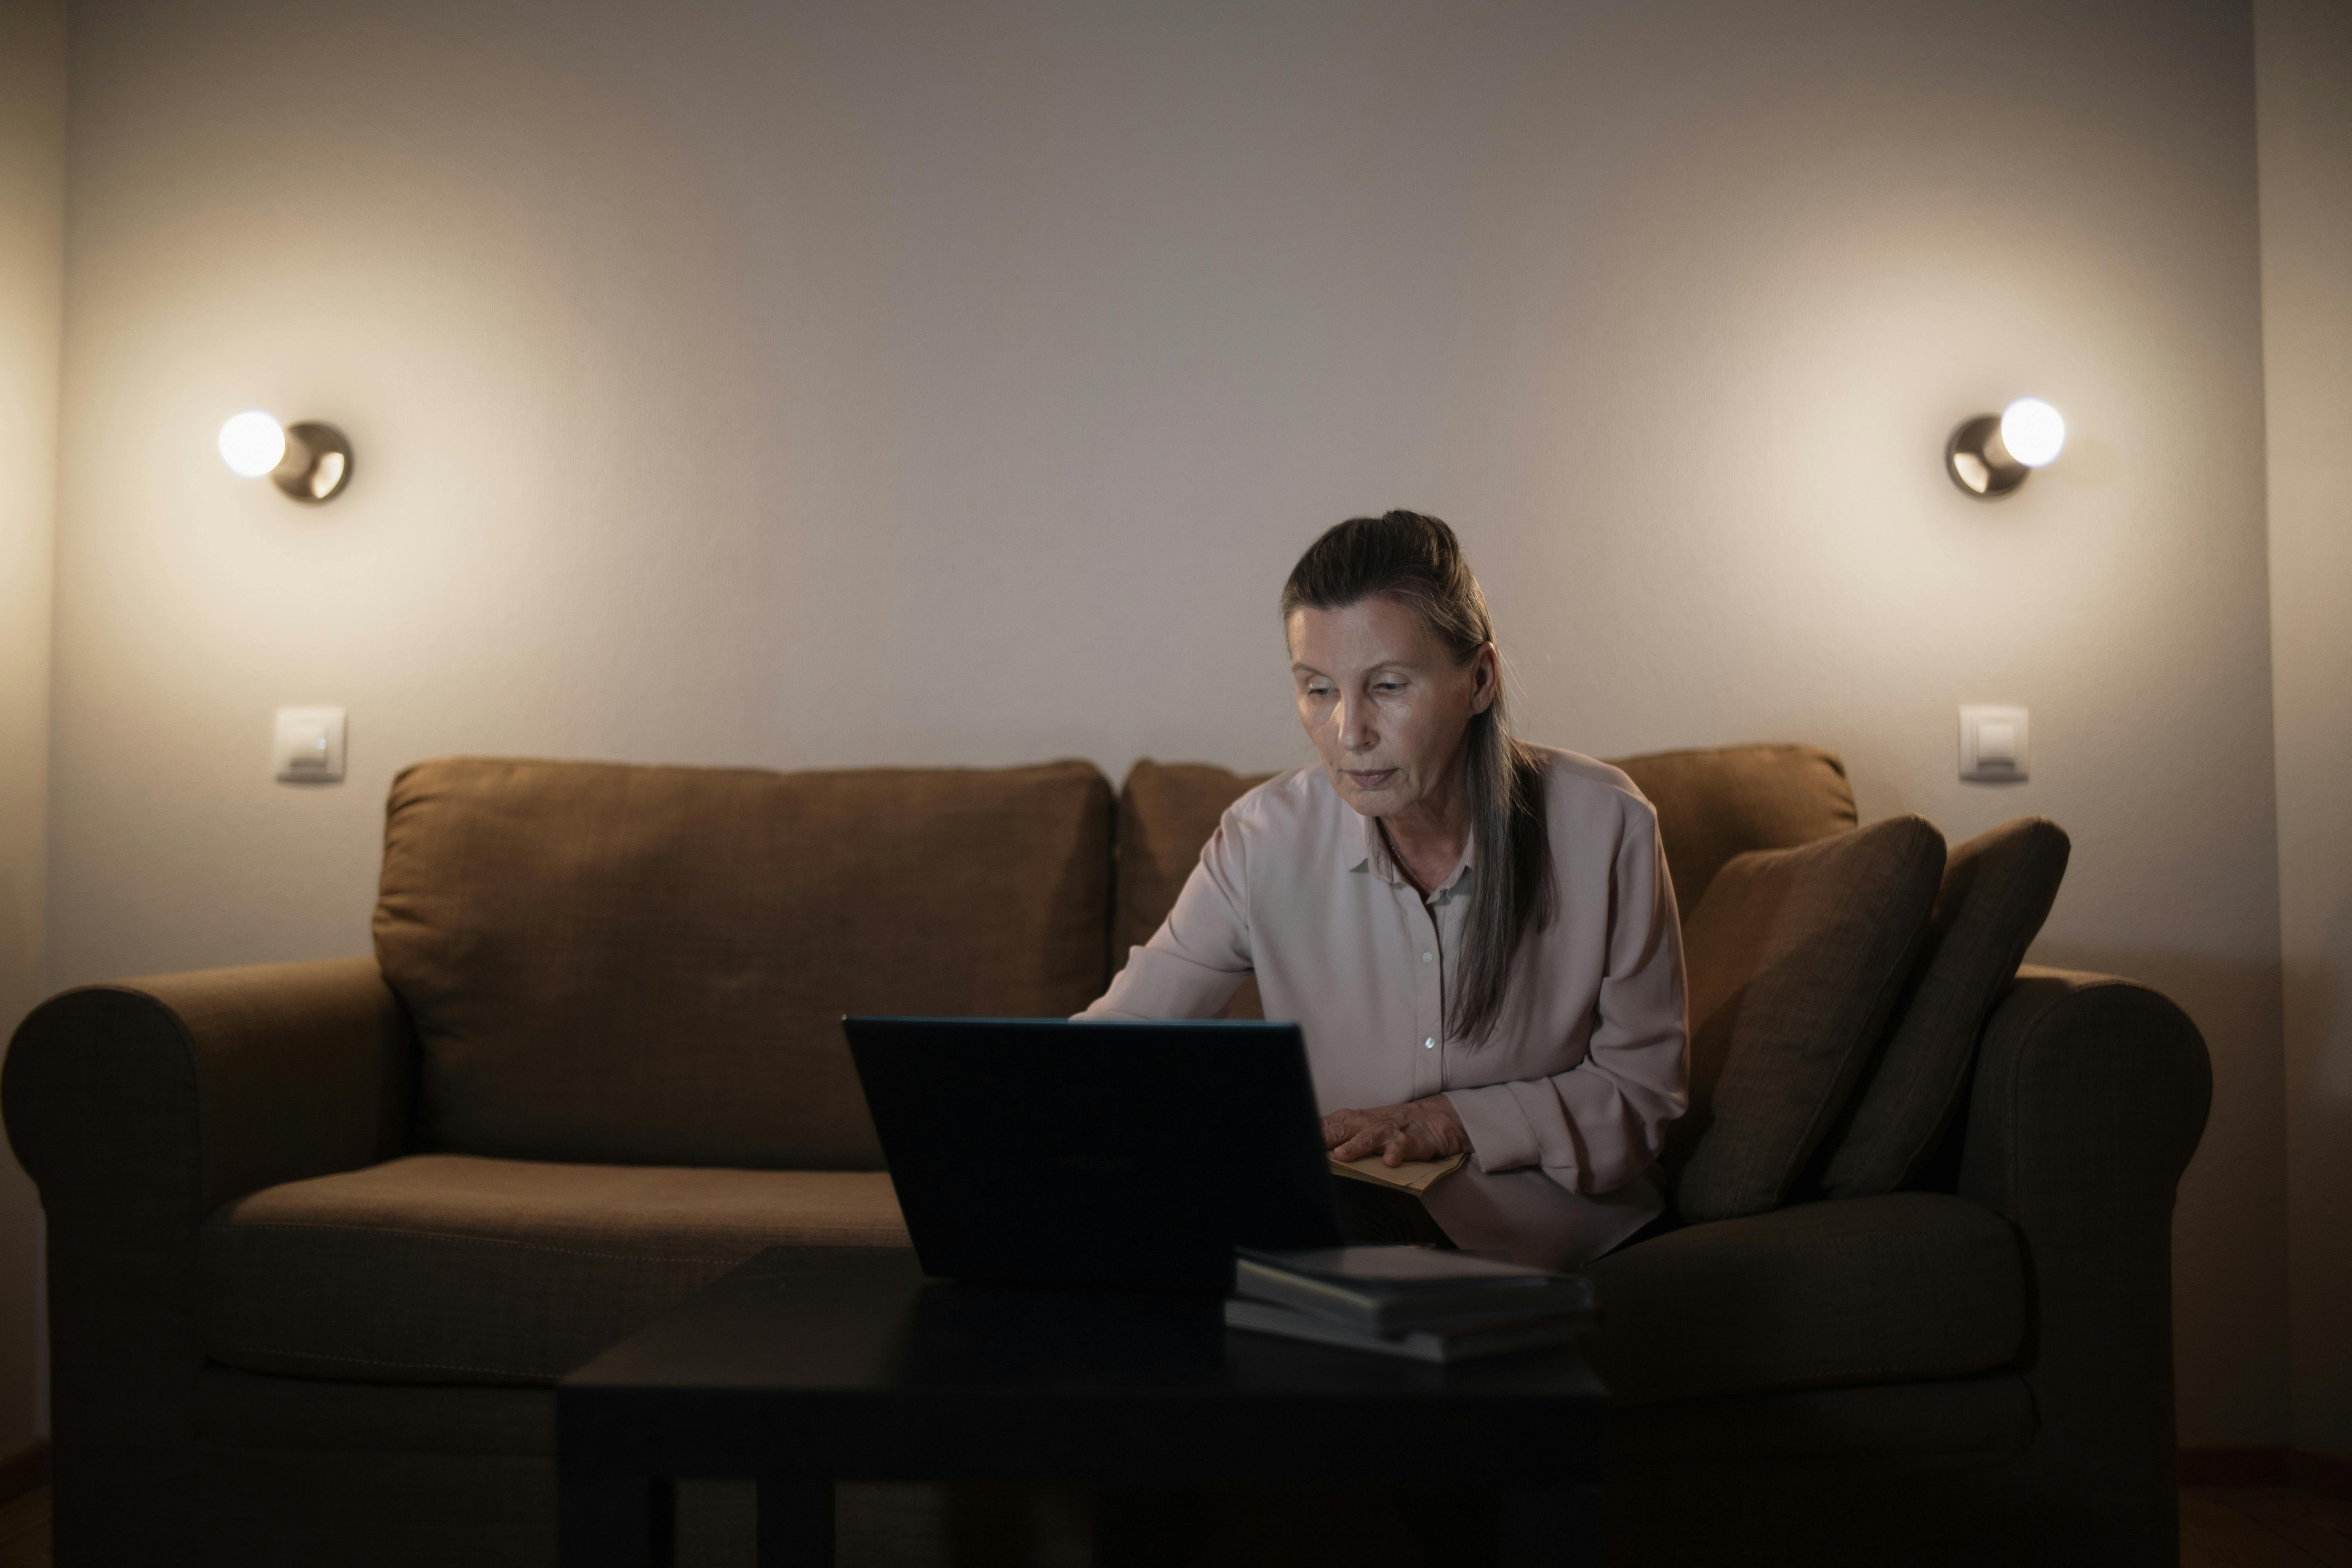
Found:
1287,595 -> 1495,823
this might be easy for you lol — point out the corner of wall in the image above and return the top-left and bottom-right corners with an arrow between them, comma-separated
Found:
0,0 -> 69,1459
2255,0 -> 2352,1465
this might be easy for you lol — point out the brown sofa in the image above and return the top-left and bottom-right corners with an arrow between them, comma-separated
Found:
3,745 -> 2210,1567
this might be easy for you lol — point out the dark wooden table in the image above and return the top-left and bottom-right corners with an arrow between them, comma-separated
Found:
557,1246 -> 1606,1567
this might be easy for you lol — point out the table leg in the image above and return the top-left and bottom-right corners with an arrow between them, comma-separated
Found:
1498,1485 -> 1599,1567
756,1476 -> 835,1567
559,1468 -> 675,1568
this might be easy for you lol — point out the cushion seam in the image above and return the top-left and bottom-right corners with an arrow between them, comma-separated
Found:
1615,1348 -> 2022,1406
211,1222 -> 758,1267
208,1348 -> 560,1381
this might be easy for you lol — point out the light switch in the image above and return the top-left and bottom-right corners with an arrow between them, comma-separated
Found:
274,707 -> 347,783
1959,705 -> 2028,783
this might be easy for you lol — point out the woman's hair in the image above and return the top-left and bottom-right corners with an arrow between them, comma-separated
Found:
1279,510 -> 1554,1046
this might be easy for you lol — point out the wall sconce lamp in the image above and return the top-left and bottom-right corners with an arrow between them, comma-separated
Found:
1946,397 -> 2066,499
219,410 -> 353,503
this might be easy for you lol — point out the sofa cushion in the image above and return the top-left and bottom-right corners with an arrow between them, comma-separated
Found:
1115,760 -> 1277,960
198,1154 -> 908,1385
1816,817 -> 2071,1200
1608,744 -> 1859,915
1609,1376 -> 2035,1463
1116,760 -> 1277,1018
1666,817 -> 1945,1223
373,757 -> 1112,1167
1117,745 -> 1857,956
1584,1193 -> 2024,1406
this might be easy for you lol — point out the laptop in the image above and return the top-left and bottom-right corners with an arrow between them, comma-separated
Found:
842,1017 -> 1345,1293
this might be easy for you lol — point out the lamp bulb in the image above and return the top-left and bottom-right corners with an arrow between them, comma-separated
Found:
1998,397 -> 2065,468
219,410 -> 287,478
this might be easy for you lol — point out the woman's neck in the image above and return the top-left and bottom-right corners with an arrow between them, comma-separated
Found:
1377,764 -> 1473,897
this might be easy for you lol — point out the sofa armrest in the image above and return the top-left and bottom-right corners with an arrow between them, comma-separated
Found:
1955,963 -> 2210,1561
2,957 -> 415,1564
5,957 -> 415,1216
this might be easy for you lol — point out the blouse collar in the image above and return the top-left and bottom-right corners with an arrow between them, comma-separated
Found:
1342,795 -> 1477,899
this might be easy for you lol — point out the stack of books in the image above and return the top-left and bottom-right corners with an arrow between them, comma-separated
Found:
1225,1245 -> 1597,1364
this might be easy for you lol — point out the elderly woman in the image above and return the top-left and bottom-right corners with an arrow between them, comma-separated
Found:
1082,510 -> 1687,1269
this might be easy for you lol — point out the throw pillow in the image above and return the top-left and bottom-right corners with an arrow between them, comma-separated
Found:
1812,817 -> 2071,1199
1665,815 -> 1945,1224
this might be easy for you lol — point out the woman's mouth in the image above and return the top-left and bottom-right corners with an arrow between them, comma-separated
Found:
1345,769 -> 1399,789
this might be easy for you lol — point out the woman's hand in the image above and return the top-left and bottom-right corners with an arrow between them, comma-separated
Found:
1322,1095 -> 1470,1167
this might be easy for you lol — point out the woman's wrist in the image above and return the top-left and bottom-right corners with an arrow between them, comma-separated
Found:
1415,1093 -> 1470,1157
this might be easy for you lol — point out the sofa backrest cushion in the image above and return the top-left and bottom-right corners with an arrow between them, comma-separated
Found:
1812,816 -> 2071,1200
1115,761 -> 1279,1018
1115,746 -> 1858,957
373,757 -> 1114,1169
1666,815 -> 1945,1224
1115,760 -> 1277,959
1609,744 -> 1859,915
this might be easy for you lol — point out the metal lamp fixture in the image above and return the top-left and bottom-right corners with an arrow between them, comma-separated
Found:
219,410 -> 353,503
1946,397 -> 2066,499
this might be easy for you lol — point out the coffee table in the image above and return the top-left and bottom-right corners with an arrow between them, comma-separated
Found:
557,1246 -> 1606,1566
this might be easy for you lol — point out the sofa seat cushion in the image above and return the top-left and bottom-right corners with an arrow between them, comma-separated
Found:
198,1154 -> 908,1385
1609,1376 -> 2034,1464
1583,1193 -> 2024,1406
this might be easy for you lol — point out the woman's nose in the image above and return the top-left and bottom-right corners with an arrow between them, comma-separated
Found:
1338,697 -> 1374,752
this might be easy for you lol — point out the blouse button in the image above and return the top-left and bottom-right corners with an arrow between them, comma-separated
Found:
1424,1037 -> 1437,1050
1421,951 -> 1434,964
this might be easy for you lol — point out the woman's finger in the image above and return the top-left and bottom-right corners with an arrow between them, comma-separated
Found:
1328,1110 -> 1430,1166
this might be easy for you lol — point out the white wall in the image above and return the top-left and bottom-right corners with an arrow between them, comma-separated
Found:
0,0 -> 64,1459
51,0 -> 2287,1443
2256,0 -> 2352,1466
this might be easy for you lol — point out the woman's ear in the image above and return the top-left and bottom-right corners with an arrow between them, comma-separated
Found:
1470,644 -> 1499,714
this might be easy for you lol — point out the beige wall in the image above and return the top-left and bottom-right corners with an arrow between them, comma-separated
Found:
49,0 -> 2287,1442
2256,0 -> 2352,1465
0,0 -> 64,1455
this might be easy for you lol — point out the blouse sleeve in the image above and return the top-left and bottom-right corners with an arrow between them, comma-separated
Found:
1442,799 -> 1689,1194
1077,814 -> 1255,1020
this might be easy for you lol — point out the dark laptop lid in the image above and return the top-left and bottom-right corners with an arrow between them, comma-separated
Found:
843,1018 -> 1343,1293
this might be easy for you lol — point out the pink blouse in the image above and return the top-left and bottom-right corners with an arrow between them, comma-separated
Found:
1081,747 -> 1690,1268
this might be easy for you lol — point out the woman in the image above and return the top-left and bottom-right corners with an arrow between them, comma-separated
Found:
1082,510 -> 1687,1268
